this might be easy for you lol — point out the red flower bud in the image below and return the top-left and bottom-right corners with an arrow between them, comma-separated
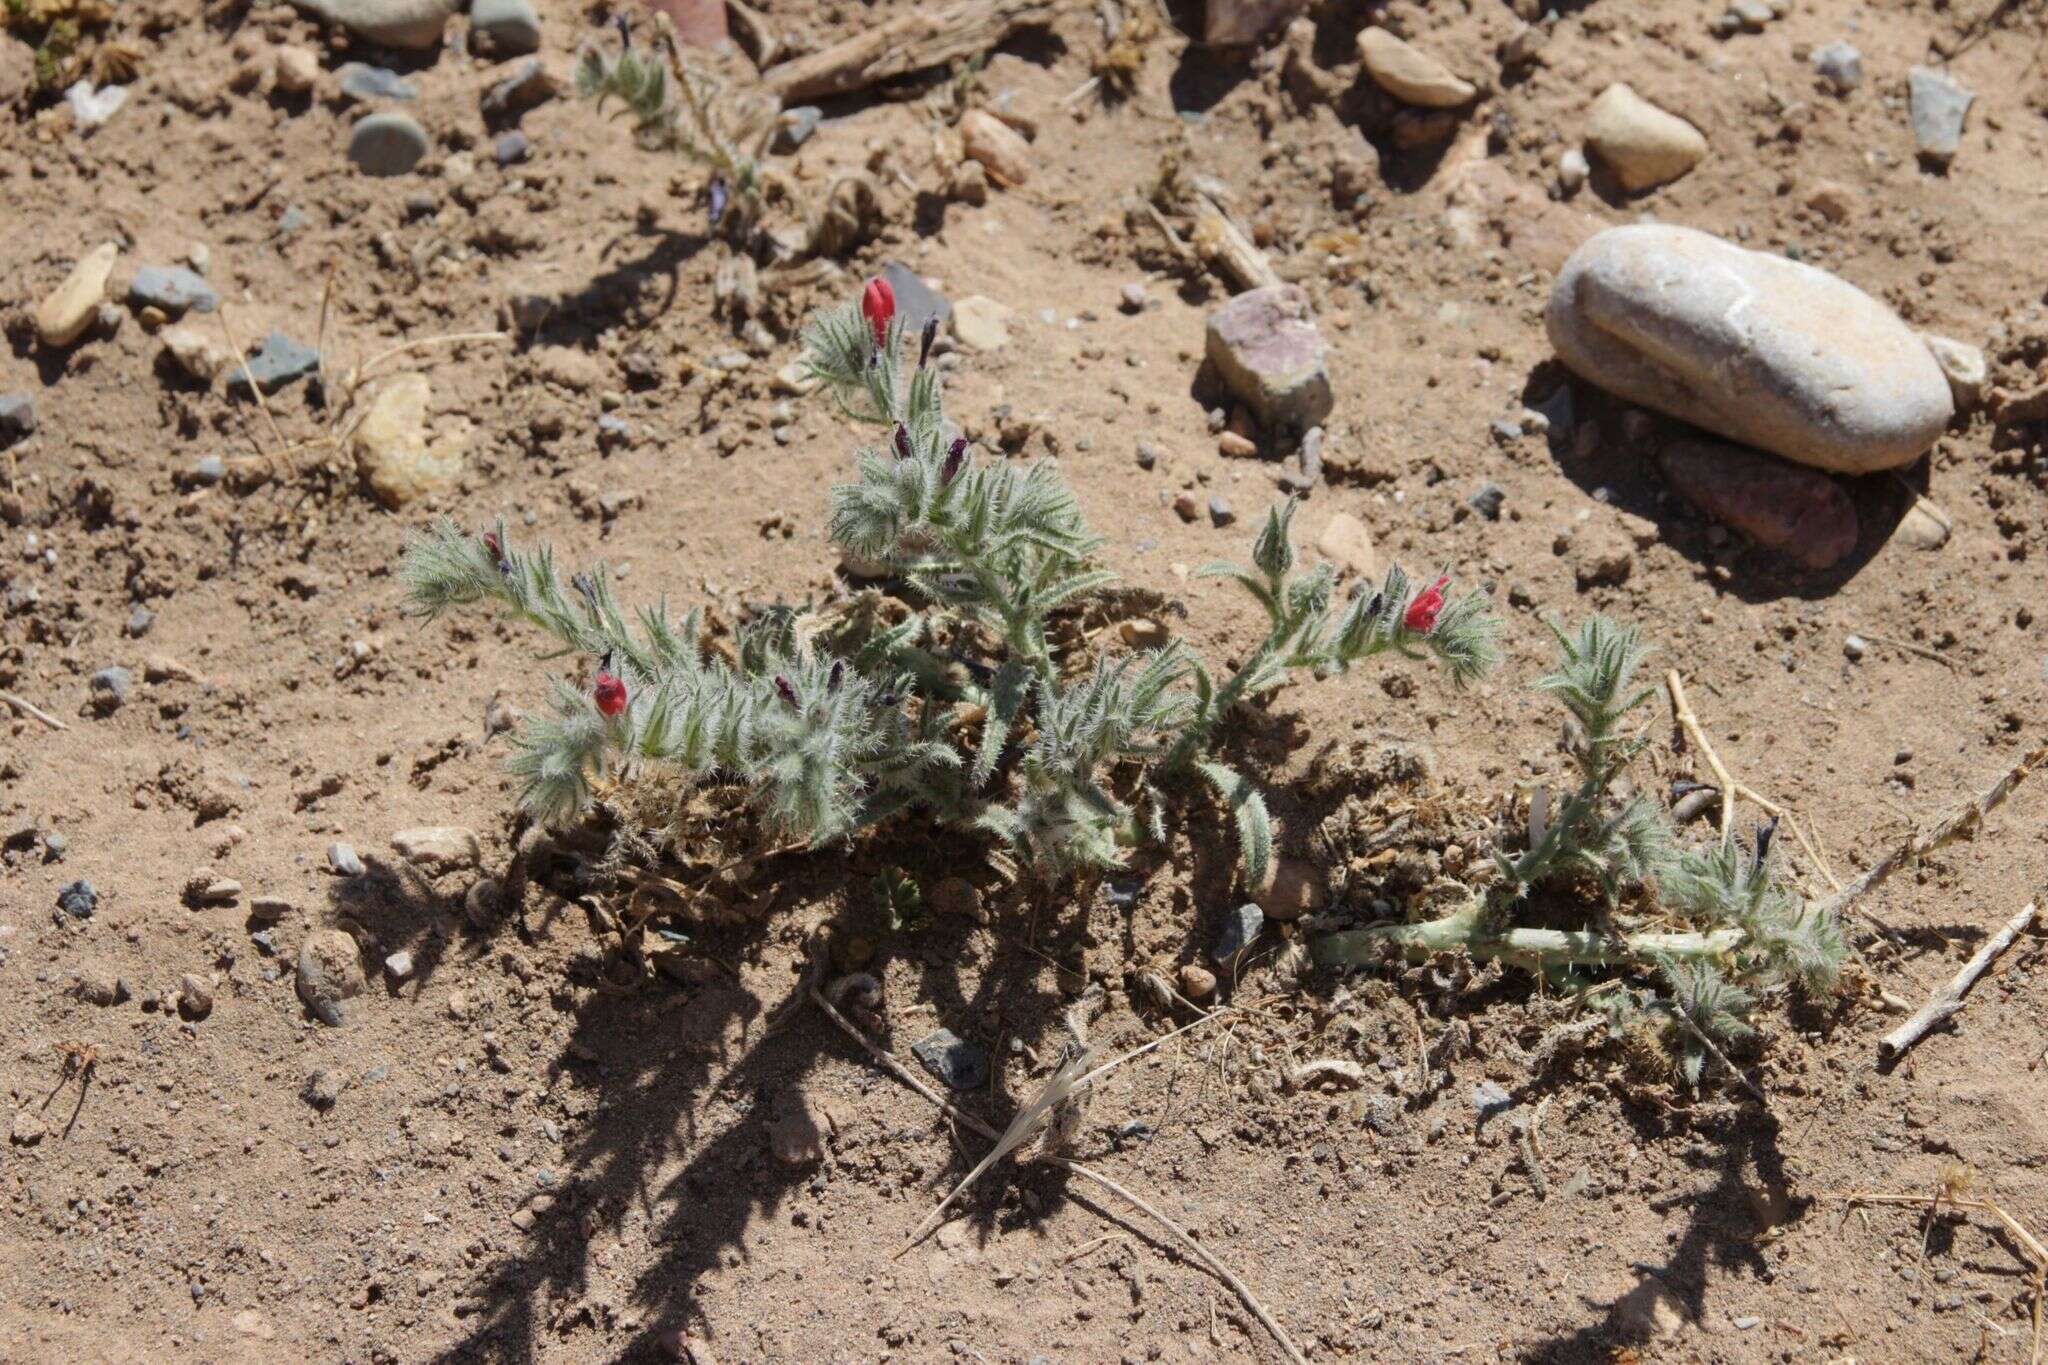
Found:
775,675 -> 799,710
1403,576 -> 1450,634
940,436 -> 967,485
593,669 -> 628,718
482,531 -> 510,575
862,277 -> 895,348
893,423 -> 912,460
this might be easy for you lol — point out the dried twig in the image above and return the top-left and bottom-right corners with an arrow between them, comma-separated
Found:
216,307 -> 291,475
810,984 -> 1304,1364
762,0 -> 1062,100
1820,743 -> 2046,925
1,691 -> 68,731
1666,670 -> 1741,843
1878,902 -> 2038,1062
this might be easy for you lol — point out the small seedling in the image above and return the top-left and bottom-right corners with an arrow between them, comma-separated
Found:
575,15 -> 880,260
1315,617 -> 1847,1089
400,281 -> 1499,897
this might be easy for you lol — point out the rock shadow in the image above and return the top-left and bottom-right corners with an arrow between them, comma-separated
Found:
1523,362 -> 1931,604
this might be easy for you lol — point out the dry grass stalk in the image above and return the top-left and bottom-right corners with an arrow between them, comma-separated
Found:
762,0 -> 1063,101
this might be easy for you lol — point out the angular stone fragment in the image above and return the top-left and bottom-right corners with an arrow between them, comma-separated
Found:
36,242 -> 118,348
1357,27 -> 1475,108
1658,437 -> 1859,571
1205,284 -> 1332,432
1908,67 -> 1972,166
1583,83 -> 1706,192
351,372 -> 469,507
1546,225 -> 1952,473
391,826 -> 480,870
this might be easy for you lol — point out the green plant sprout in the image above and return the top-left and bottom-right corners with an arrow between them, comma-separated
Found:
1314,617 -> 1846,1088
398,281 -> 1501,894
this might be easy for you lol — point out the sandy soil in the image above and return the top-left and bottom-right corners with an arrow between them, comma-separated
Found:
3,0 -> 2047,1361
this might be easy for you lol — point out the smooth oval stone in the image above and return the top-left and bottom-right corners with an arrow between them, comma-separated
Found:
348,112 -> 429,176
1546,225 -> 1952,473
1357,27 -> 1475,108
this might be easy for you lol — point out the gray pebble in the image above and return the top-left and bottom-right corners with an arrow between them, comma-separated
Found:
347,111 -> 430,176
1470,1079 -> 1515,1119
226,330 -> 320,397
337,63 -> 418,102
126,605 -> 155,637
385,949 -> 415,981
493,130 -> 530,165
193,455 -> 227,485
41,832 -> 67,860
470,0 -> 541,53
328,841 -> 366,877
302,1068 -> 341,1110
482,58 -> 557,120
89,665 -> 132,709
57,879 -> 98,920
911,1028 -> 989,1091
0,394 -> 34,440
596,413 -> 632,449
1135,439 -> 1160,470
1120,282 -> 1148,313
1812,41 -> 1862,94
1908,67 -> 1974,166
128,265 -> 219,316
1207,495 -> 1235,527
1212,901 -> 1263,965
1843,634 -> 1868,661
774,105 -> 821,153
1467,482 -> 1506,520
878,261 -> 951,332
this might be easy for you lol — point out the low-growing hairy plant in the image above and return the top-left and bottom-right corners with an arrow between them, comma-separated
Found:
1314,617 -> 1847,1089
400,282 -> 1500,894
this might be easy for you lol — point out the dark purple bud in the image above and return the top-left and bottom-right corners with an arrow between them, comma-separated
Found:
571,572 -> 599,610
828,659 -> 844,692
775,675 -> 799,709
1753,816 -> 1778,865
878,692 -> 898,708
918,317 -> 938,369
708,177 -> 729,228
940,436 -> 966,485
893,423 -> 912,461
1364,592 -> 1384,621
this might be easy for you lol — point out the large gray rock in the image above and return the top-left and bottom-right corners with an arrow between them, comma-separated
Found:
292,0 -> 457,49
1205,284 -> 1332,432
1546,226 -> 1952,473
1658,437 -> 1859,571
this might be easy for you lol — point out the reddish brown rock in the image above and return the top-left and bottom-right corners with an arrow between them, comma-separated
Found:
1658,437 -> 1858,571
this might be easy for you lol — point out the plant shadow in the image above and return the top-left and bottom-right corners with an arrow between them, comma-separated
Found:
347,823 -> 1199,1361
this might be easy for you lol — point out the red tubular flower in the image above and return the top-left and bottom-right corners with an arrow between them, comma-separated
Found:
593,669 -> 628,718
861,277 -> 895,348
1403,576 -> 1451,634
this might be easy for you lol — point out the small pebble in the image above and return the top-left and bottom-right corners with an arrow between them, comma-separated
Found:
328,842 -> 366,876
126,605 -> 156,637
1207,495 -> 1235,527
1844,634 -> 1867,661
1467,482 -> 1506,520
89,666 -> 132,710
178,973 -> 214,1021
493,130 -> 530,165
193,455 -> 227,486
385,949 -> 415,981
56,880 -> 98,920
